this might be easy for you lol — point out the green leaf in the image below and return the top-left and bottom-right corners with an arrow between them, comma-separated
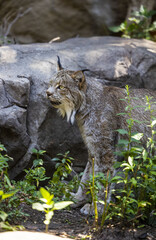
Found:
31,148 -> 38,154
33,159 -> 43,167
109,25 -> 122,33
150,171 -> 156,176
131,133 -> 143,140
40,187 -> 51,200
38,150 -> 46,155
128,17 -> 140,24
117,112 -> 127,116
0,211 -> 8,221
130,177 -> 137,187
98,200 -> 105,205
142,149 -> 148,161
32,202 -> 45,211
111,176 -> 123,182
0,190 -> 4,196
40,198 -> 48,203
51,157 -> 60,162
42,203 -> 54,209
151,119 -> 156,127
53,201 -> 73,210
2,191 -> 16,200
118,139 -> 129,145
138,201 -> 150,208
128,156 -> 134,166
0,144 -> 7,152
116,129 -> 128,135
4,175 -> 13,188
0,222 -> 15,231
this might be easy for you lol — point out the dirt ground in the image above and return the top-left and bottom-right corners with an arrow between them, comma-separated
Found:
10,203 -> 156,240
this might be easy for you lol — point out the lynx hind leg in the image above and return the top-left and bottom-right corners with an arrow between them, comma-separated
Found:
80,166 -> 117,215
71,161 -> 92,207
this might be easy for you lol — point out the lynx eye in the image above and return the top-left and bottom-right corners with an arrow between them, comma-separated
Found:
56,85 -> 65,90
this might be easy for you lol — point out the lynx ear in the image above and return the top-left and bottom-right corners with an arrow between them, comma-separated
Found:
57,56 -> 64,71
72,70 -> 87,90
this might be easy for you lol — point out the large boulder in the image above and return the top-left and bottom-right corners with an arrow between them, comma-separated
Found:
0,36 -> 156,179
0,0 -> 129,44
1,1 -> 156,44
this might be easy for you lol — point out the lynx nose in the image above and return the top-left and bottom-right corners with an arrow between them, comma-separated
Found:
46,90 -> 52,97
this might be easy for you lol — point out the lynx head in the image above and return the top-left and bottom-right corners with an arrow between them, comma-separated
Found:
46,56 -> 89,124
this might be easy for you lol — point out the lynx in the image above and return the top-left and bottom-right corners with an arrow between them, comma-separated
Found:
47,56 -> 156,214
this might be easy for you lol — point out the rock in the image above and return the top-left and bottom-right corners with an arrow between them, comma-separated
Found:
0,36 -> 156,178
0,77 -> 30,170
1,1 -> 156,45
0,0 -> 129,44
0,231 -> 72,240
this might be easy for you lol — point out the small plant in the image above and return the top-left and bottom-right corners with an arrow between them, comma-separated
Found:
86,164 -> 121,228
113,86 -> 156,225
48,151 -> 79,200
32,187 -> 73,232
24,149 -> 49,188
110,5 -> 156,41
0,144 -> 13,190
0,189 -> 20,231
85,85 -> 156,229
51,151 -> 74,182
0,143 -> 23,223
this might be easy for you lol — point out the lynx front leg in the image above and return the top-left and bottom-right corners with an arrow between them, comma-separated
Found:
71,160 -> 92,207
80,145 -> 116,215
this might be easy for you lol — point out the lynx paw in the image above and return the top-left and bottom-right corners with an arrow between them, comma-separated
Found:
80,203 -> 93,215
80,202 -> 104,215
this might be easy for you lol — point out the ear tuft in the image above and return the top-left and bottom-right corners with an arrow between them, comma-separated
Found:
57,56 -> 64,71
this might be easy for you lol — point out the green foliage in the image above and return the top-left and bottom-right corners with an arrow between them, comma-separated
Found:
0,36 -> 12,46
48,151 -> 80,200
0,189 -> 21,231
51,151 -> 74,182
110,5 -> 156,41
0,146 -> 77,231
113,86 -> 156,226
86,85 -> 156,229
24,162 -> 49,188
0,144 -> 13,190
0,147 -> 49,226
0,144 -> 20,229
32,187 -> 73,232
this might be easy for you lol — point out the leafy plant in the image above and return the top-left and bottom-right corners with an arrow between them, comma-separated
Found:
85,85 -> 156,230
0,189 -> 20,231
48,151 -> 79,200
0,147 -> 49,224
32,187 -> 73,232
110,5 -> 156,41
85,165 -> 121,228
113,86 -> 156,225
0,144 -> 13,190
51,151 -> 74,182
0,143 -> 22,224
24,149 -> 49,188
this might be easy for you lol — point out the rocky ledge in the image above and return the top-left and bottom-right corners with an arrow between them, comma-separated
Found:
0,36 -> 156,178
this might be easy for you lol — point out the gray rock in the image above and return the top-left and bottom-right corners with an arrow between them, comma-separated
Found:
0,36 -> 156,178
0,0 -> 129,44
0,231 -> 72,240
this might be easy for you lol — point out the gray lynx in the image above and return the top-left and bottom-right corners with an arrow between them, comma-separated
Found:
47,56 -> 156,214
